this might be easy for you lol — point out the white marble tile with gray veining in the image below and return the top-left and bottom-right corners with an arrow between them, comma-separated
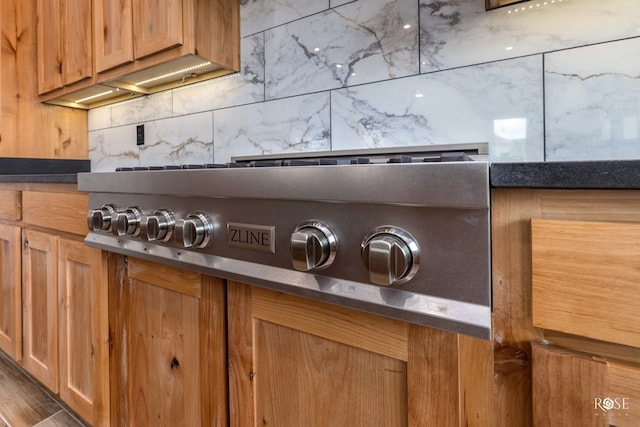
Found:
545,37 -> 640,161
265,0 -> 418,100
173,34 -> 265,115
138,112 -> 213,167
110,91 -> 173,126
331,56 -> 544,162
213,93 -> 330,162
330,0 -> 353,8
240,0 -> 328,37
420,0 -> 640,73
89,127 -> 140,172
88,105 -> 112,131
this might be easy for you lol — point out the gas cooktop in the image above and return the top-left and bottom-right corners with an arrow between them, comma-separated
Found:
80,143 -> 492,339
114,142 -> 487,171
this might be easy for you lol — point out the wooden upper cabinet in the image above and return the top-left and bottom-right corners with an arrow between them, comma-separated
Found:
133,0 -> 183,59
93,0 -> 134,73
42,0 -> 239,108
62,0 -> 93,85
36,0 -> 62,94
95,0 -> 184,72
36,0 -> 92,95
486,0 -> 524,10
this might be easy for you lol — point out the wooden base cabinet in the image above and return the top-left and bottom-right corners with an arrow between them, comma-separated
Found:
227,281 -> 495,427
492,188 -> 640,427
22,229 -> 59,392
22,229 -> 110,426
108,256 -> 228,426
58,237 -> 109,426
0,223 -> 22,360
533,343 -> 640,426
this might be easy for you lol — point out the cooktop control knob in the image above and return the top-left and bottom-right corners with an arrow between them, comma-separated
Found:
112,207 -> 143,237
290,221 -> 337,271
361,226 -> 420,286
87,204 -> 116,231
140,209 -> 175,242
175,212 -> 213,248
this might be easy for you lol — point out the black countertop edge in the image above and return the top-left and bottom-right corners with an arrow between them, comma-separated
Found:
490,160 -> 640,189
0,174 -> 79,184
0,158 -> 90,176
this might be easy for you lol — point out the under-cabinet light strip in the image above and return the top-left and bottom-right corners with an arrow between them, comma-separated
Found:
507,0 -> 566,14
75,89 -> 114,104
134,61 -> 213,86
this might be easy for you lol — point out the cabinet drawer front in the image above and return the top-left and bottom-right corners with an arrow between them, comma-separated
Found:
533,343 -> 640,425
532,218 -> 640,348
0,190 -> 21,221
22,191 -> 88,235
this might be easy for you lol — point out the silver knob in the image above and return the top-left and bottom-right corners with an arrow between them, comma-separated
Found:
361,226 -> 420,286
87,204 -> 116,231
175,212 -> 213,248
112,207 -> 143,237
290,221 -> 337,271
140,209 -> 175,242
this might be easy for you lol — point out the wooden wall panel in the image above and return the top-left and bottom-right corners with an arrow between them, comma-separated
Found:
1,0 -> 87,158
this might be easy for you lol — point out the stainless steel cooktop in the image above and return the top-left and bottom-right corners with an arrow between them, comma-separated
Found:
79,143 -> 492,339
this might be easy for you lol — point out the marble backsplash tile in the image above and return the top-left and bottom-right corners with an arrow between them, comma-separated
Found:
545,37 -> 640,161
213,93 -> 331,163
138,112 -> 213,167
240,0 -> 327,37
265,0 -> 418,99
89,125 -> 140,172
332,56 -> 544,162
88,0 -> 640,170
420,0 -> 640,72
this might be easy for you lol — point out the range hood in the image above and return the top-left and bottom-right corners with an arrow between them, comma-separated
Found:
43,55 -> 236,110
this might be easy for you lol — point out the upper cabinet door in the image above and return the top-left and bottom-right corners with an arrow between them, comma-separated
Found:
62,0 -> 92,84
36,0 -> 63,94
94,0 -> 134,73
36,0 -> 92,94
133,0 -> 183,60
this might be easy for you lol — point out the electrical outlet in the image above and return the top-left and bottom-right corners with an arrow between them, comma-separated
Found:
136,124 -> 145,146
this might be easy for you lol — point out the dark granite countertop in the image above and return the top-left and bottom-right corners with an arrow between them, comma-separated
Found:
0,158 -> 90,183
490,160 -> 640,189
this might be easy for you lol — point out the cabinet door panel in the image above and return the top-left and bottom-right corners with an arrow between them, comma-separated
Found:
227,281 -> 493,427
22,229 -> 59,392
133,0 -> 183,59
61,0 -> 92,85
0,224 -> 22,360
59,238 -> 109,426
255,319 -> 407,426
94,0 -> 134,73
109,257 -> 215,426
36,0 -> 63,94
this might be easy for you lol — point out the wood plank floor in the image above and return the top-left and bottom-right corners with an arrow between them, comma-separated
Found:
0,352 -> 86,427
